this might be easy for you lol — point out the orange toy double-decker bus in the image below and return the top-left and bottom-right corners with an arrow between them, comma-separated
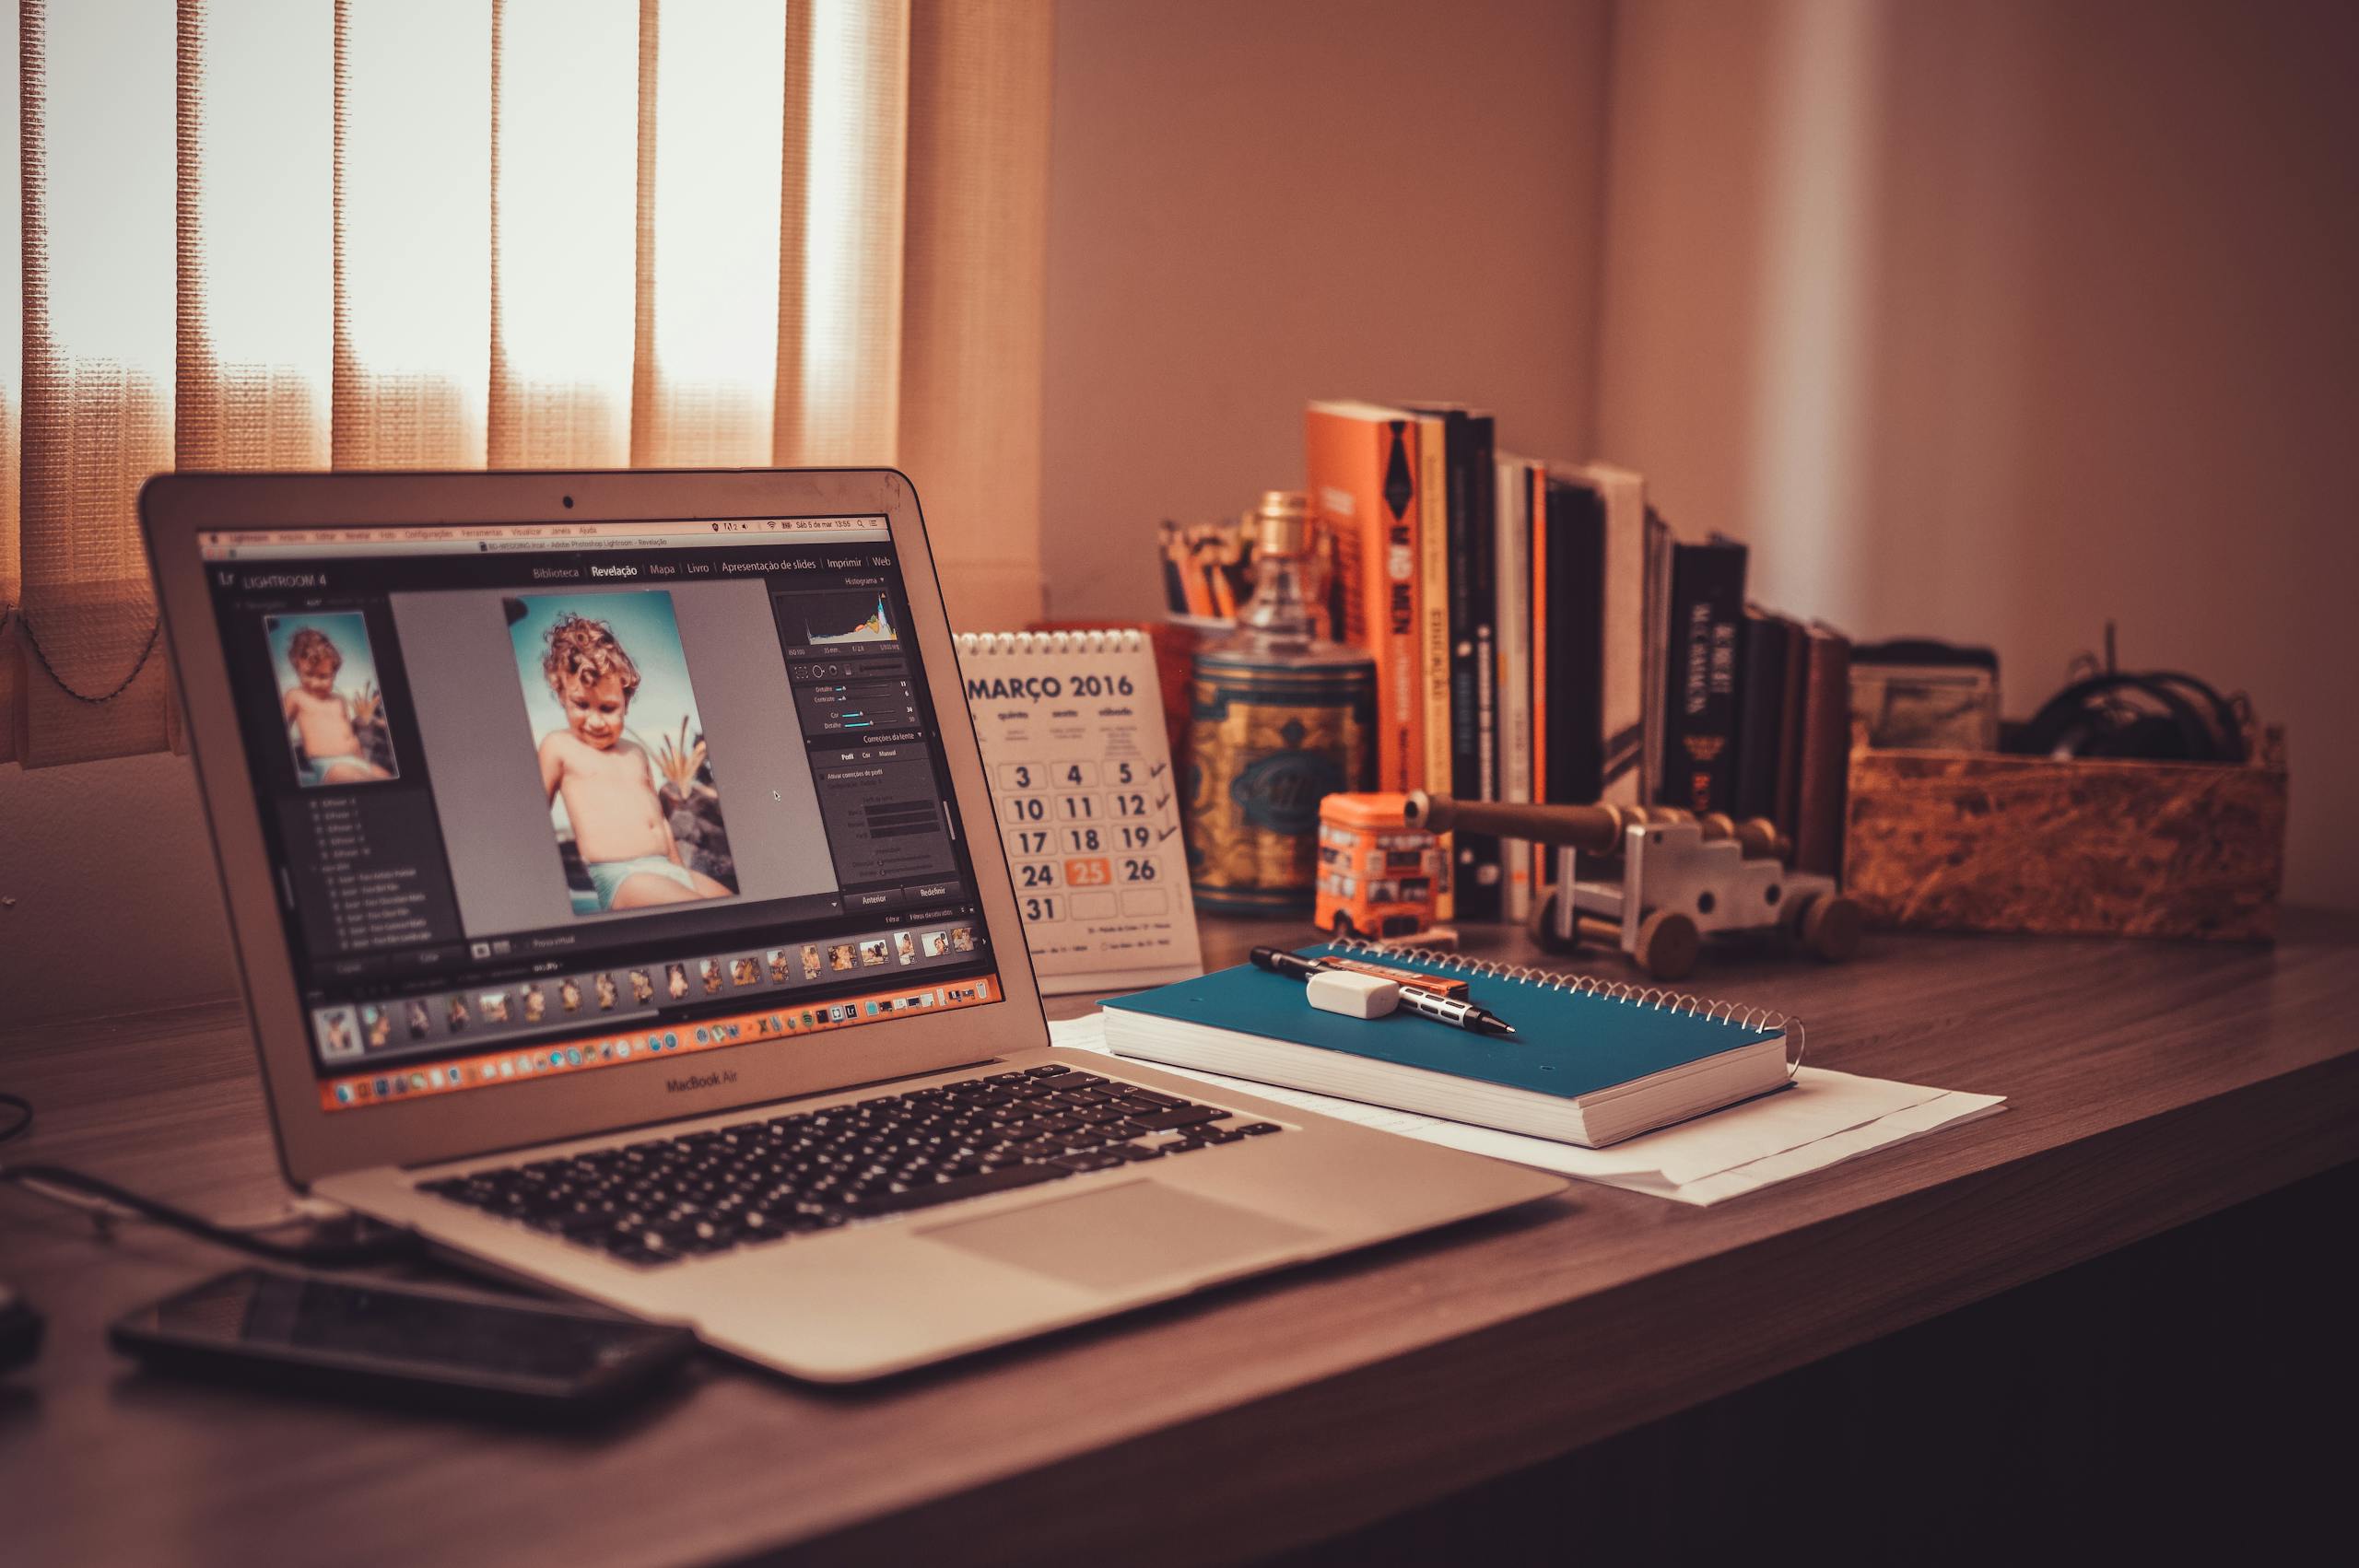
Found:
1313,792 -> 1445,938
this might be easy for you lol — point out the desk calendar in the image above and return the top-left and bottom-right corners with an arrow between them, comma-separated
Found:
956,629 -> 1203,995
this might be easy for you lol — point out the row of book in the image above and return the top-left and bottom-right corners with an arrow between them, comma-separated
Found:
1304,399 -> 1854,922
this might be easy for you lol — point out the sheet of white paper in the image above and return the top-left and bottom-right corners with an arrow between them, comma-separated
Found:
1048,1012 -> 2008,1207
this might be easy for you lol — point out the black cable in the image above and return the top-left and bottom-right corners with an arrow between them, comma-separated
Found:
0,1157 -> 420,1268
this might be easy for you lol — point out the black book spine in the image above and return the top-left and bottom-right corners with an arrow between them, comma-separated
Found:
1453,415 -> 1499,919
1731,609 -> 1788,822
1408,407 -> 1503,920
1541,478 -> 1606,804
1658,539 -> 1748,813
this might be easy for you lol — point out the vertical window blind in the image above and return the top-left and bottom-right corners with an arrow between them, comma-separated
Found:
1,0 -> 1051,769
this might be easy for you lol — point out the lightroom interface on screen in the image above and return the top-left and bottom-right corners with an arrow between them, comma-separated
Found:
199,514 -> 1002,1112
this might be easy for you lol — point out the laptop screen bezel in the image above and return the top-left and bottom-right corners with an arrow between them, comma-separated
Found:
142,467 -> 1048,1187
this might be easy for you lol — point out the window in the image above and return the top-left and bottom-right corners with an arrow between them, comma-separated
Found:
0,0 -> 1050,768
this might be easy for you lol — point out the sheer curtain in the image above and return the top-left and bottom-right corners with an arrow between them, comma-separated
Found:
1,0 -> 1051,768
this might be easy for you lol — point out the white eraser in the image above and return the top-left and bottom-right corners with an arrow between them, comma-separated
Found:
1306,969 -> 1401,1019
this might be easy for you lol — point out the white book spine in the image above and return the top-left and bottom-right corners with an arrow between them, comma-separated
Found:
1494,457 -> 1535,922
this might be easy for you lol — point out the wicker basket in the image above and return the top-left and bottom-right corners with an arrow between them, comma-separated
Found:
1843,726 -> 2287,942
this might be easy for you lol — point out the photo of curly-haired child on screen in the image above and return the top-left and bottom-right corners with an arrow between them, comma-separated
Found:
503,591 -> 738,917
268,613 -> 397,787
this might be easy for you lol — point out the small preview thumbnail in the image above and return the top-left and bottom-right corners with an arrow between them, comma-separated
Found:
268,611 -> 399,788
313,1005 -> 363,1062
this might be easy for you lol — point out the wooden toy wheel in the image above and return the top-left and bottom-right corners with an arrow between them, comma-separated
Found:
1795,893 -> 1864,962
1531,892 -> 1582,955
1633,909 -> 1699,981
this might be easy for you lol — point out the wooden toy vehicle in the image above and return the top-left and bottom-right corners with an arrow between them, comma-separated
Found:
1313,792 -> 1447,939
1402,792 -> 1864,981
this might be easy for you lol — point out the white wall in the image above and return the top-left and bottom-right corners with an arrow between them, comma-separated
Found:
1595,0 -> 2359,907
1039,0 -> 1614,621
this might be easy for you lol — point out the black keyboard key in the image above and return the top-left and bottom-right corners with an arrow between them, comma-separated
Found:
1236,1122 -> 1282,1136
845,1163 -> 1071,1215
678,1220 -> 741,1254
1049,1150 -> 1126,1173
1125,1104 -> 1226,1132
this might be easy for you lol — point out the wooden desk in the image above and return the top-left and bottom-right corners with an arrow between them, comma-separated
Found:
5,913 -> 2356,1565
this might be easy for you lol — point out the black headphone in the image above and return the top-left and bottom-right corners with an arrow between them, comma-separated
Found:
2015,669 -> 2248,765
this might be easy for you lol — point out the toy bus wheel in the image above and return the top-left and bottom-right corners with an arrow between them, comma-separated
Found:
1795,893 -> 1864,963
1633,909 -> 1700,981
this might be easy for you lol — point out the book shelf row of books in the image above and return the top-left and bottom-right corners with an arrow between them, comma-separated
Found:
1304,399 -> 1854,924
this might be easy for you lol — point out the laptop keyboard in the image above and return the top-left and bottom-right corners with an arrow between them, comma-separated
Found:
417,1064 -> 1283,1268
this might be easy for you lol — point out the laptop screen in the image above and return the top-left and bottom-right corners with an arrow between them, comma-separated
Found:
197,514 -> 1003,1113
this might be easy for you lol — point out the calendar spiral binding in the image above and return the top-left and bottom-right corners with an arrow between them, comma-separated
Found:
1328,938 -> 1806,1078
956,628 -> 1145,658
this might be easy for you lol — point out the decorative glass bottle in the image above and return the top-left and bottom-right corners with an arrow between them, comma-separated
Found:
1185,490 -> 1377,912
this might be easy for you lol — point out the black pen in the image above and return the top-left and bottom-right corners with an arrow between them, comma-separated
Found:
1250,947 -> 1518,1038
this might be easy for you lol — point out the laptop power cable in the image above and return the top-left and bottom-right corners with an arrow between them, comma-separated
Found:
0,1092 -> 420,1267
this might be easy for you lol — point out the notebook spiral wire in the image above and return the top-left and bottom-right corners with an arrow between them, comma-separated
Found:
1330,938 -> 1807,1078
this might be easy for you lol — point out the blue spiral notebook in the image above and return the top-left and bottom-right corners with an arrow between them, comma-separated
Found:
1101,942 -> 1798,1147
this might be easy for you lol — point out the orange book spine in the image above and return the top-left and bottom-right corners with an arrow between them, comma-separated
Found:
1307,405 -> 1419,790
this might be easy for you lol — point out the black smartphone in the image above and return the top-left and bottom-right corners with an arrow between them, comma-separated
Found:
111,1268 -> 696,1417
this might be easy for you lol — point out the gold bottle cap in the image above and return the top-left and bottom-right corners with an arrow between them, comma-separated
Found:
1253,489 -> 1315,557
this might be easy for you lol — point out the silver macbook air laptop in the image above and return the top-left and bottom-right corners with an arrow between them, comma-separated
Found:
141,467 -> 1564,1382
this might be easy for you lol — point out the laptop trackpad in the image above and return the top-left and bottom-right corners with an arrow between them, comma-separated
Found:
919,1181 -> 1320,1293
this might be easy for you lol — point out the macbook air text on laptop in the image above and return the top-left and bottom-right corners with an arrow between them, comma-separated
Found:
141,468 -> 1564,1381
